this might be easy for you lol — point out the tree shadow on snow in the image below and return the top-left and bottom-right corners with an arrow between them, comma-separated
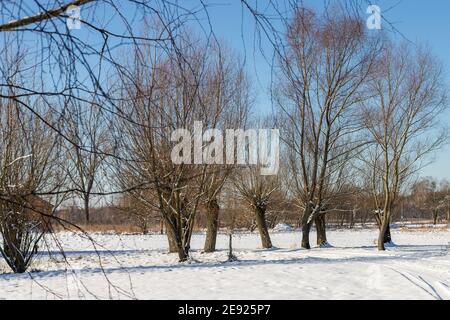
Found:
1,243 -> 446,280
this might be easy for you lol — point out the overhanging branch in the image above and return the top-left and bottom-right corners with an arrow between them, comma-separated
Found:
0,0 -> 95,32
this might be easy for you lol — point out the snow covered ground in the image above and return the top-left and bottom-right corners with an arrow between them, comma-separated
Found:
0,227 -> 449,300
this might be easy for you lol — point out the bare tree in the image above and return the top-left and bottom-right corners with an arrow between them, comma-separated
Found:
362,43 -> 447,250
118,192 -> 160,234
65,99 -> 110,222
233,166 -> 278,248
0,96 -> 65,273
0,1 -> 215,194
114,28 -> 251,261
275,6 -> 380,249
202,58 -> 251,252
409,178 -> 447,225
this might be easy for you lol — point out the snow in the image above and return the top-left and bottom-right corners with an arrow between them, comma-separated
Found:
0,228 -> 449,300
272,223 -> 294,232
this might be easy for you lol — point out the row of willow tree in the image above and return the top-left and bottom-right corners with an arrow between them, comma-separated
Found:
0,1 -> 448,271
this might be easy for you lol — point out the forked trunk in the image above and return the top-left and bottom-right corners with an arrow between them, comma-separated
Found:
255,206 -> 273,249
204,198 -> 220,252
3,243 -> 27,273
165,218 -> 190,261
177,242 -> 189,262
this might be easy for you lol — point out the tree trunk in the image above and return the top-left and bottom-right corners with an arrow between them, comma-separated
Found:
204,198 -> 220,252
227,233 -> 237,262
383,223 -> 392,244
433,209 -> 438,225
301,206 -> 312,249
141,219 -> 148,234
84,197 -> 90,223
165,219 -> 178,253
315,215 -> 328,247
378,215 -> 391,250
255,206 -> 273,249
339,213 -> 345,227
350,209 -> 356,229
176,241 -> 189,262
301,223 -> 311,249
164,218 -> 189,261
3,240 -> 27,273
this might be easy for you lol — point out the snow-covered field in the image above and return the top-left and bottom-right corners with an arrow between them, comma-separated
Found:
0,227 -> 449,300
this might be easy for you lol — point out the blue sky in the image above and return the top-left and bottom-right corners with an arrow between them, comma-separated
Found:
370,0 -> 450,180
203,0 -> 450,181
372,0 -> 450,180
6,1 -> 449,180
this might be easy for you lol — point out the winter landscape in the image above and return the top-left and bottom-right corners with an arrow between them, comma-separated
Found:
1,1 -> 450,304
1,225 -> 448,300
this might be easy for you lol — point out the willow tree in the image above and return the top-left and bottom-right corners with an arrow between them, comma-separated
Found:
232,166 -> 279,249
362,43 -> 447,250
275,6 -> 381,249
115,27 -> 251,261
0,97 -> 63,273
200,51 -> 251,253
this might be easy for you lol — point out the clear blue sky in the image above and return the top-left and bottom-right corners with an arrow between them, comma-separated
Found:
203,0 -> 450,181
373,0 -> 450,180
14,1 -> 449,180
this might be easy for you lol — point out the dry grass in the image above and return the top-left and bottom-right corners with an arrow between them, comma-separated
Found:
52,223 -> 161,234
397,225 -> 449,233
49,220 -> 449,234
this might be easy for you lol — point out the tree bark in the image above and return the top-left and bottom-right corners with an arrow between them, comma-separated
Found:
383,223 -> 392,244
84,197 -> 90,223
165,219 -> 178,253
378,214 -> 392,250
301,206 -> 312,249
164,217 -> 189,261
3,239 -> 27,273
375,209 -> 392,249
255,206 -> 273,249
301,223 -> 312,249
315,215 -> 328,247
176,241 -> 189,262
204,199 -> 220,252
433,209 -> 438,225
339,213 -> 345,227
0,0 -> 95,32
